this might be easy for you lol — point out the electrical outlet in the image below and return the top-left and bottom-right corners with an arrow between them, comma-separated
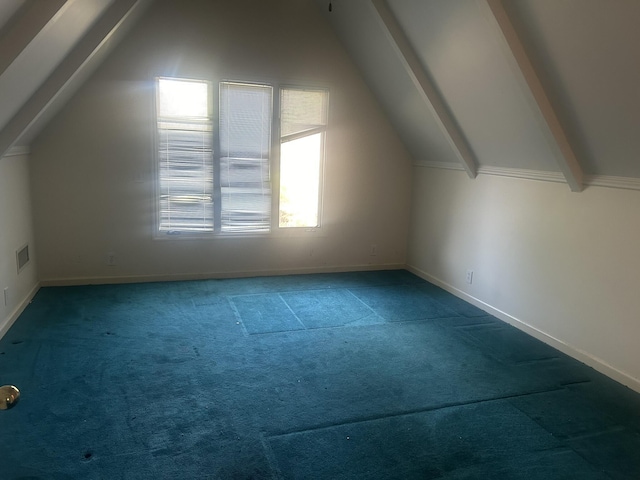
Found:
3,287 -> 8,306
106,252 -> 116,266
370,244 -> 378,256
466,270 -> 474,285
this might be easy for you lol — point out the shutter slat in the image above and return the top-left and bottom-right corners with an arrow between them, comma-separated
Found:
219,82 -> 272,233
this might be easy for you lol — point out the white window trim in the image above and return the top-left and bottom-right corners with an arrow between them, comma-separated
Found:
277,85 -> 329,231
152,76 -> 330,240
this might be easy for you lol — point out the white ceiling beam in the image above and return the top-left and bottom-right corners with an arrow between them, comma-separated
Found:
370,0 -> 477,179
0,0 -> 114,134
0,0 -> 154,158
0,0 -> 68,76
477,0 -> 584,192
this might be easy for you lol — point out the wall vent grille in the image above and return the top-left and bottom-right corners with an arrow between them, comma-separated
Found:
16,244 -> 30,273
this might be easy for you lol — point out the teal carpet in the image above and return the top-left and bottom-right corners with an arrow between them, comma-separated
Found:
1,270 -> 639,479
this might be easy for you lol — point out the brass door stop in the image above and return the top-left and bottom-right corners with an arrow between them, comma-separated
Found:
0,385 -> 20,410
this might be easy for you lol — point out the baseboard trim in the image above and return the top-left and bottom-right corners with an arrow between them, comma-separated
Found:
406,264 -> 640,394
40,263 -> 407,287
0,282 -> 40,340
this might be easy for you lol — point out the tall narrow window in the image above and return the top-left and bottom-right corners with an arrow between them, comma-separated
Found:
157,78 -> 213,233
279,87 -> 328,228
219,82 -> 273,233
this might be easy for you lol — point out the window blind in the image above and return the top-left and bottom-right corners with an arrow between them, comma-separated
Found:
279,87 -> 328,228
280,88 -> 328,140
219,82 -> 273,233
157,78 -> 213,233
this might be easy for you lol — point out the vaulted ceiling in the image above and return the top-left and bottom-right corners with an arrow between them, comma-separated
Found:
2,0 -> 639,192
0,0 -> 152,158
315,0 -> 640,191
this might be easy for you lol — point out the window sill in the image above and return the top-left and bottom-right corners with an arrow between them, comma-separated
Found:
153,227 -> 325,241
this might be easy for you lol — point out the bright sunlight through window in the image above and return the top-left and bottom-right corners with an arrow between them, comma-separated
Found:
158,78 -> 208,118
156,79 -> 328,234
279,87 -> 328,228
280,133 -> 322,227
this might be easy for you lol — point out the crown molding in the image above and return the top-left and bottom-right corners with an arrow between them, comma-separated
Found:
3,146 -> 30,158
477,165 -> 566,183
585,175 -> 640,191
415,162 -> 566,183
415,162 -> 640,192
414,161 -> 465,171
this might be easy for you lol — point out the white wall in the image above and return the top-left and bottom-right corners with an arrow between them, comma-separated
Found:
407,167 -> 640,391
29,0 -> 413,284
0,150 -> 39,336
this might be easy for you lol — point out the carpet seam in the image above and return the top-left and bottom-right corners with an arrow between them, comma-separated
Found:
277,293 -> 307,330
264,386 -> 567,438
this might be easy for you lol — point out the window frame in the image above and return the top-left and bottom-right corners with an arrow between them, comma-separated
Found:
277,85 -> 329,231
218,80 -> 274,234
153,76 -> 329,240
154,76 -> 214,237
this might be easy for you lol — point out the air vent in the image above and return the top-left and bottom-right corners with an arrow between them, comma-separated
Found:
16,244 -> 30,273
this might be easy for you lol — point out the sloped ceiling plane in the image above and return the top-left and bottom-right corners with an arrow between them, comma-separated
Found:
2,0 -> 639,192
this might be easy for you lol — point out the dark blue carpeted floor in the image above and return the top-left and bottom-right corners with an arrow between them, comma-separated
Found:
1,270 -> 640,479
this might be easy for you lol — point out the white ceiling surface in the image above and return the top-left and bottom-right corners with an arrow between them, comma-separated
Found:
0,0 -> 25,32
388,0 -> 558,172
318,0 -> 640,179
315,0 -> 460,165
505,0 -> 640,178
1,0 -> 639,180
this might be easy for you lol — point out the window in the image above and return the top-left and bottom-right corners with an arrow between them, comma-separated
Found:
279,87 -> 329,228
155,78 -> 327,236
219,82 -> 273,233
157,77 -> 213,233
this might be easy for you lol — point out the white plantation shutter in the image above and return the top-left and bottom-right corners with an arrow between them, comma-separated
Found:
157,78 -> 213,233
219,82 -> 273,233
